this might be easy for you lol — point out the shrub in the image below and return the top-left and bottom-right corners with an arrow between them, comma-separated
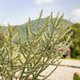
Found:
70,23 -> 80,59
0,10 -> 72,80
73,72 -> 80,80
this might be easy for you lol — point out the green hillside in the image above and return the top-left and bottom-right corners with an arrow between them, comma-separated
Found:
4,18 -> 73,44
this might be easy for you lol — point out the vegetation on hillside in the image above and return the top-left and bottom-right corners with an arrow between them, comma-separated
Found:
3,18 -> 73,44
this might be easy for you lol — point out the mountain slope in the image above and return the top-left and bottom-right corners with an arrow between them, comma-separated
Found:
4,18 -> 73,44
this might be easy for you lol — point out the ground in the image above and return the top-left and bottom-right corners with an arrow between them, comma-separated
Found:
41,59 -> 80,80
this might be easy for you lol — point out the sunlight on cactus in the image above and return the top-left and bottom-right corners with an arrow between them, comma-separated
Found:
0,10 -> 72,80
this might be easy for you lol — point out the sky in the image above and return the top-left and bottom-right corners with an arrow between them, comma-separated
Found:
0,0 -> 80,26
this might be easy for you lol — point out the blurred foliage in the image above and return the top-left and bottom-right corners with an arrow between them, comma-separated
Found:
73,72 -> 80,80
70,23 -> 80,59
0,26 -> 4,48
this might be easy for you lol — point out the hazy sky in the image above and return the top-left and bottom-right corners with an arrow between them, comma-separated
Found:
0,0 -> 80,25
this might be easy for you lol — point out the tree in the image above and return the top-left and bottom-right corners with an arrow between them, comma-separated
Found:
70,23 -> 80,59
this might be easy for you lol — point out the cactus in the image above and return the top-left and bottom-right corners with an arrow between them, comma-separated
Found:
0,10 -> 72,80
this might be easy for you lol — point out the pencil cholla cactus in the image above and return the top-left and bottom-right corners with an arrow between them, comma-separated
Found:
0,25 -> 21,80
18,10 -> 72,80
0,10 -> 72,80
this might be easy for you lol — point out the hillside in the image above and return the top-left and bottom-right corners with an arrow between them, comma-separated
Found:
4,18 -> 73,44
